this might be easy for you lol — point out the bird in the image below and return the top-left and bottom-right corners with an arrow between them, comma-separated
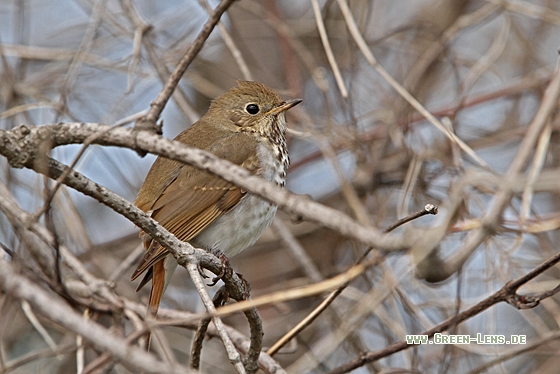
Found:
131,80 -> 301,323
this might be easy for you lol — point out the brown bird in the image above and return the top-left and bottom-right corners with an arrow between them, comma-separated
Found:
132,81 -> 301,321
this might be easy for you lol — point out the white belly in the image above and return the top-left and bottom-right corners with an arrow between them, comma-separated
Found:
191,141 -> 285,257
190,195 -> 277,257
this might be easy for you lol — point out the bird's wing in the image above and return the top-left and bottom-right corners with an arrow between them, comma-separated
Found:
131,132 -> 260,283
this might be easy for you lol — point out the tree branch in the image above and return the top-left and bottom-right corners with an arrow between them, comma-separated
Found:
328,248 -> 560,373
0,122 -> 410,251
0,255 -> 191,374
135,0 -> 238,132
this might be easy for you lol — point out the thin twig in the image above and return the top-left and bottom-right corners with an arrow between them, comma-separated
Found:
119,0 -> 200,123
0,256 -> 191,374
266,205 -> 438,356
384,204 -> 438,233
328,248 -> 560,373
214,261 -> 369,318
310,0 -> 348,98
186,263 -> 246,374
136,0 -> 238,132
266,287 -> 344,356
336,0 -> 489,168
54,0 -> 107,122
199,0 -> 252,81
442,55 -> 560,277
21,300 -> 58,351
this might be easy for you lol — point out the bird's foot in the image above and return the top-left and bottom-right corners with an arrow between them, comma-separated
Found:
196,262 -> 209,279
207,250 -> 232,286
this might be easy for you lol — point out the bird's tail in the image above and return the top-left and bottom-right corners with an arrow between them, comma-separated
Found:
145,259 -> 166,348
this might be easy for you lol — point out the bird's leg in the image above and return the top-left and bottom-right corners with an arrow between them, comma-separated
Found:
207,249 -> 232,286
213,285 -> 230,306
196,262 -> 209,279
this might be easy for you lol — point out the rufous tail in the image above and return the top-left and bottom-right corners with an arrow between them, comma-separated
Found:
145,259 -> 165,349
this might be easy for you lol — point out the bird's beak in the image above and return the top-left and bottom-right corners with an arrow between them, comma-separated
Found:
266,99 -> 302,115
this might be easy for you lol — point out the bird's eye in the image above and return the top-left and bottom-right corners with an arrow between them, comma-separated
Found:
245,103 -> 259,115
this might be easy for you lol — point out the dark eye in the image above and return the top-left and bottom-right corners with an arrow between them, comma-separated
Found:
245,103 -> 259,115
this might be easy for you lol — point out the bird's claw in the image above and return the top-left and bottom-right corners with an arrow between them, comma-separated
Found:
207,250 -> 231,286
197,262 -> 209,279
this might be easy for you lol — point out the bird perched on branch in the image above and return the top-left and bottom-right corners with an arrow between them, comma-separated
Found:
132,81 -> 301,332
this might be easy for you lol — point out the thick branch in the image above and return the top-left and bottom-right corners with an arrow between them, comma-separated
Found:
0,122 -> 409,251
0,159 -> 271,373
0,256 -> 190,374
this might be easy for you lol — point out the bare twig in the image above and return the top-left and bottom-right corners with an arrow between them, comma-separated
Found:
135,0 -> 238,132
384,204 -> 438,233
199,0 -> 252,81
0,123 -> 409,251
336,0 -> 489,168
214,261 -> 370,318
267,205 -> 438,356
0,256 -> 191,374
20,300 -> 57,351
440,55 -> 560,277
310,0 -> 348,98
119,0 -> 200,123
186,263 -> 246,374
328,248 -> 560,373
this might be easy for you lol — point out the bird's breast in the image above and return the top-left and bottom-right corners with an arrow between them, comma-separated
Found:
189,140 -> 287,257
256,139 -> 288,187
